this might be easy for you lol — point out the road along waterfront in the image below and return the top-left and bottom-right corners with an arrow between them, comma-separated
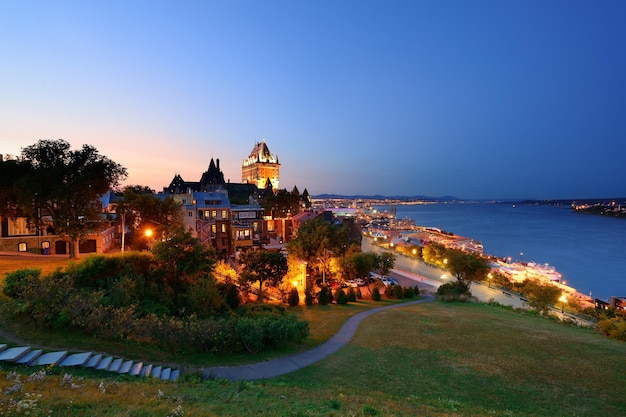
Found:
374,203 -> 626,301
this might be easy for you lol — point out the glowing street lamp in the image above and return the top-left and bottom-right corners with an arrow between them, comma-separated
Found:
559,294 -> 567,313
145,228 -> 154,250
487,273 -> 493,288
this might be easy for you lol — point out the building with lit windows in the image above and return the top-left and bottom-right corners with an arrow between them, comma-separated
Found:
242,140 -> 280,190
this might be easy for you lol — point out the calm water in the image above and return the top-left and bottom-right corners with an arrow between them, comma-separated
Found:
375,203 -> 626,301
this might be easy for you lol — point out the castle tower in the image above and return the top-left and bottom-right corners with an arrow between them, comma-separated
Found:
242,139 -> 280,190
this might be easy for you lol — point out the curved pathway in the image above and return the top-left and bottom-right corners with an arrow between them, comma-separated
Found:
199,294 -> 435,381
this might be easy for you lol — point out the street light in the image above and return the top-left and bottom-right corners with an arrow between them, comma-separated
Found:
559,294 -> 567,313
145,228 -> 154,250
317,248 -> 333,286
487,273 -> 493,288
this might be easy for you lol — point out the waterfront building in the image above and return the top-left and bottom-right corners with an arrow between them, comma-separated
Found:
242,139 -> 280,190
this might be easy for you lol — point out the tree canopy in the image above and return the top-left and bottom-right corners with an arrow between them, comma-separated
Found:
239,250 -> 288,302
446,250 -> 490,291
117,185 -> 183,250
11,139 -> 127,258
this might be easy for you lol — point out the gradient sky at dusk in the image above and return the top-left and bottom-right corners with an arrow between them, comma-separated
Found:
1,1 -> 625,200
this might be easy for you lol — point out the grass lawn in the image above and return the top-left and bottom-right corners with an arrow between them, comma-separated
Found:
1,256 -> 625,416
1,300 -> 625,416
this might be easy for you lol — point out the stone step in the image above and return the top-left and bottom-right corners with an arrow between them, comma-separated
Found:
130,362 -> 143,376
141,364 -> 153,377
160,367 -> 171,380
33,351 -> 67,366
16,349 -> 42,364
118,360 -> 133,374
0,346 -> 31,362
170,369 -> 180,381
86,353 -> 102,368
151,365 -> 162,378
108,358 -> 123,372
96,356 -> 113,370
59,352 -> 92,367
0,345 -> 179,381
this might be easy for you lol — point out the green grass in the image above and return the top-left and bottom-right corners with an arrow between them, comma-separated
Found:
2,301 -> 626,416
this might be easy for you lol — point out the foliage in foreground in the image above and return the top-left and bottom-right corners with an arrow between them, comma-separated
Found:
2,302 -> 626,416
1,249 -> 309,355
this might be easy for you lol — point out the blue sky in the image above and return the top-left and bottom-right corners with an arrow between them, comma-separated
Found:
1,1 -> 624,200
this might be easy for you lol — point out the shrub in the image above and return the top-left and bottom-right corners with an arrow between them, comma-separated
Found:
3,268 -> 41,298
372,286 -> 381,301
318,286 -> 329,305
403,286 -> 415,298
328,287 -> 335,304
304,284 -> 315,306
336,289 -> 348,305
356,287 -> 363,299
597,317 -> 626,341
287,288 -> 300,306
436,281 -> 473,302
347,287 -> 357,302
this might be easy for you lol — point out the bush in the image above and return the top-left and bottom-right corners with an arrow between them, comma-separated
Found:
3,268 -> 41,298
304,284 -> 315,306
336,288 -> 349,305
356,287 -> 363,299
347,287 -> 357,302
436,281 -> 473,302
287,288 -> 300,306
403,286 -> 415,298
372,286 -> 381,301
597,317 -> 626,341
318,286 -> 329,305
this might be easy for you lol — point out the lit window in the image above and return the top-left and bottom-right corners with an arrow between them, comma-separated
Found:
212,210 -> 217,218
18,242 -> 27,252
221,223 -> 226,233
222,209 -> 227,219
211,224 -> 216,233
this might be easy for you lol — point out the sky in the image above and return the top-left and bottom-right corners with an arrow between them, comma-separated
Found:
1,1 -> 625,200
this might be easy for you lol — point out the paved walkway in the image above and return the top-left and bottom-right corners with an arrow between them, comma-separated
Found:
199,295 -> 435,381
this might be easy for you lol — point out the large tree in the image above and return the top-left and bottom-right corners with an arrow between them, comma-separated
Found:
152,228 -> 216,311
446,250 -> 490,291
117,185 -> 183,250
262,188 -> 302,219
239,249 -> 288,302
17,139 -> 127,258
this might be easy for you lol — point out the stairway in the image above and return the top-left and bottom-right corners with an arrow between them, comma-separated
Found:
0,344 -> 179,381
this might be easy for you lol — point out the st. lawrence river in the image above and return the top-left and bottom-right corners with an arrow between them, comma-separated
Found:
374,202 -> 626,301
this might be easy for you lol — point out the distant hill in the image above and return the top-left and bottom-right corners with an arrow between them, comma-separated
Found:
311,194 -> 460,202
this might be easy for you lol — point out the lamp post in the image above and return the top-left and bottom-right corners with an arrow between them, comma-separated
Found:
317,248 -> 333,286
559,294 -> 567,314
487,273 -> 493,288
145,228 -> 154,250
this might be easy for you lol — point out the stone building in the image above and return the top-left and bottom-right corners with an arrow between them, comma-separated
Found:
241,140 -> 280,190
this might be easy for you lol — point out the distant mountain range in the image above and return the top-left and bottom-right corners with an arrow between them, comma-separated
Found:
312,193 -> 461,202
312,194 -> 626,205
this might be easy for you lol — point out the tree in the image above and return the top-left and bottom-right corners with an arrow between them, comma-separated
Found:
0,157 -> 34,219
377,251 -> 396,276
152,228 -> 216,310
262,188 -> 302,219
446,250 -> 490,291
515,281 -> 561,315
16,139 -> 127,258
339,252 -> 379,280
286,216 -> 355,263
239,250 -> 288,302
117,185 -> 183,249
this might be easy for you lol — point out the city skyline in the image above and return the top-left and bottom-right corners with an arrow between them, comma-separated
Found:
1,1 -> 625,200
